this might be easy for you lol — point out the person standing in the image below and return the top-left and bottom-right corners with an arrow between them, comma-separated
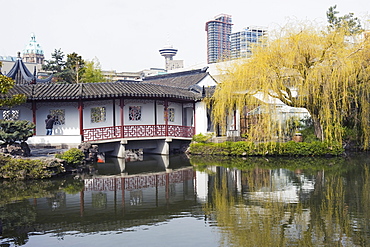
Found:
45,115 -> 55,135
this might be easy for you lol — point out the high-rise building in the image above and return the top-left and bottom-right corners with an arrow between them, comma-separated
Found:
205,14 -> 233,64
231,26 -> 267,59
22,33 -> 44,64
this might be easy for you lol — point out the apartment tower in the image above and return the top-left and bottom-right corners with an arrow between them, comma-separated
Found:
231,26 -> 267,59
205,14 -> 233,64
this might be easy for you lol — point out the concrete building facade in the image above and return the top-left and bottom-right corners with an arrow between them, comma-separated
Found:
231,26 -> 267,59
205,14 -> 233,64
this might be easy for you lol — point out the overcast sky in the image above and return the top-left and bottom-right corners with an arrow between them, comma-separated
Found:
1,0 -> 368,72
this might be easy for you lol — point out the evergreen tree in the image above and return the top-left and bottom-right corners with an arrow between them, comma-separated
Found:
42,49 -> 66,82
326,5 -> 363,34
65,52 -> 85,83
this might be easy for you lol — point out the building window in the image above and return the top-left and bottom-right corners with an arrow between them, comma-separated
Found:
50,109 -> 65,125
91,107 -> 106,123
3,109 -> 20,120
129,106 -> 141,121
168,108 -> 175,122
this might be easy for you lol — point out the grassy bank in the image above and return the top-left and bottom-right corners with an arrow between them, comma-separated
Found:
189,141 -> 344,157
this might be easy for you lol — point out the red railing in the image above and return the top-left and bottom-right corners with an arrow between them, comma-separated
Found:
83,125 -> 194,142
84,168 -> 194,191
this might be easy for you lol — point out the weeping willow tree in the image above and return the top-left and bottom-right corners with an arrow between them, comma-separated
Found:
211,24 -> 370,148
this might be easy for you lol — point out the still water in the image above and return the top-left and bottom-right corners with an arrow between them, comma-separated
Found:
1,153 -> 370,246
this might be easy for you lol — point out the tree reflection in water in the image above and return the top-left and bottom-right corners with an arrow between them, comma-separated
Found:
202,158 -> 370,247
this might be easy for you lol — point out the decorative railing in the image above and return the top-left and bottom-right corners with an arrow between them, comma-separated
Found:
83,126 -> 122,141
83,125 -> 194,142
84,169 -> 194,192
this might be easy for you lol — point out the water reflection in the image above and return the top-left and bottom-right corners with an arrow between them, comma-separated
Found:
1,154 -> 370,246
0,155 -> 197,246
199,155 -> 370,246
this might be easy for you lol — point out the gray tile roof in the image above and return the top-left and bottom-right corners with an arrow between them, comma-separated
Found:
6,58 -> 53,84
141,67 -> 213,90
1,82 -> 202,101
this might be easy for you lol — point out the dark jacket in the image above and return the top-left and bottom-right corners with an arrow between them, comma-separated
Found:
45,118 -> 55,129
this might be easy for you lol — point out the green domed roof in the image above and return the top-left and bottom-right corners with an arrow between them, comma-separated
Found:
23,33 -> 44,55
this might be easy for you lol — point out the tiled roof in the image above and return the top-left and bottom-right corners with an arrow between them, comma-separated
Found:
1,82 -> 202,101
141,68 -> 211,89
6,58 -> 53,84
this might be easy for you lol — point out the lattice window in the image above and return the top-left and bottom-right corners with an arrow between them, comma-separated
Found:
91,107 -> 106,123
168,108 -> 175,122
129,106 -> 141,121
49,109 -> 65,125
3,109 -> 20,120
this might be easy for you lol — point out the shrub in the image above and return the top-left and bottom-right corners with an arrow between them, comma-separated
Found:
189,140 -> 344,157
0,120 -> 35,144
300,126 -> 320,143
0,155 -> 55,179
192,133 -> 214,143
55,148 -> 85,167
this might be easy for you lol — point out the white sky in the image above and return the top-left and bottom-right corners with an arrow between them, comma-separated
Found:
1,0 -> 368,72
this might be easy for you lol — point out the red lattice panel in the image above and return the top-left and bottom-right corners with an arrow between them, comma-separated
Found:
83,125 -> 194,141
123,125 -> 166,137
168,125 -> 194,138
83,126 -> 122,141
84,169 -> 193,192
84,177 -> 116,191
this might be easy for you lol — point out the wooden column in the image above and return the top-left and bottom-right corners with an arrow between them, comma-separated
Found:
154,100 -> 158,135
32,101 -> 36,135
120,98 -> 124,138
113,99 -> 116,128
80,190 -> 84,217
193,102 -> 196,135
78,99 -> 84,140
164,100 -> 168,136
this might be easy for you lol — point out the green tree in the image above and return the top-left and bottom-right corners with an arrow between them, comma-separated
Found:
81,57 -> 105,83
43,50 -> 88,83
42,49 -> 67,82
211,24 -> 370,147
0,120 -> 35,144
0,75 -> 26,107
65,52 -> 85,83
327,5 -> 363,34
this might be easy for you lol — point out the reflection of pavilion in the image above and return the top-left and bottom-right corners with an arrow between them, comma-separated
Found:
29,166 -> 197,234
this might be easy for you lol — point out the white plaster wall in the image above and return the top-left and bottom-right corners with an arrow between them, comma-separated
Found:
156,101 -> 165,125
83,100 -> 114,129
195,101 -> 208,134
184,107 -> 193,126
36,102 -> 80,135
197,75 -> 217,87
124,100 -> 155,126
167,102 -> 183,125
0,102 -> 80,136
0,104 -> 33,122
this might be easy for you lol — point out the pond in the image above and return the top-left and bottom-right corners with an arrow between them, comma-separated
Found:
1,153 -> 370,246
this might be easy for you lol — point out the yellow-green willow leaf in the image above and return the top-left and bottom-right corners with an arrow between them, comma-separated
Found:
211,25 -> 370,148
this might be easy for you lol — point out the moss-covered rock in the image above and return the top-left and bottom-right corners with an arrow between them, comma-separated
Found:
0,155 -> 65,180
